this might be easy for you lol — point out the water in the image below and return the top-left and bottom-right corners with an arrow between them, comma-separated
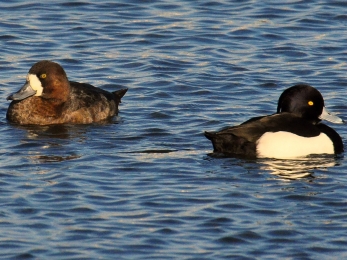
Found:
1,1 -> 347,259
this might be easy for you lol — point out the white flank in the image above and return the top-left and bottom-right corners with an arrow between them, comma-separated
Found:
28,74 -> 43,96
256,131 -> 334,159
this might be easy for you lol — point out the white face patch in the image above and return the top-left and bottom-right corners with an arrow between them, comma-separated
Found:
256,131 -> 334,159
27,74 -> 43,96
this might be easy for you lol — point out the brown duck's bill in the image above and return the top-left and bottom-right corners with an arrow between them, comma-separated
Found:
7,82 -> 37,101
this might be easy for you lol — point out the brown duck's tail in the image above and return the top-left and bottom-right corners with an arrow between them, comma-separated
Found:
204,131 -> 219,151
113,88 -> 128,102
204,131 -> 215,141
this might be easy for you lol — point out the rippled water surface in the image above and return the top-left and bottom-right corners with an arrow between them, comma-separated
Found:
1,1 -> 347,259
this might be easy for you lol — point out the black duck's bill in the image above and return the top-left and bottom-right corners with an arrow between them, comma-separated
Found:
319,107 -> 344,124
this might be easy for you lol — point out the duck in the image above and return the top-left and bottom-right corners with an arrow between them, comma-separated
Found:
205,84 -> 344,159
6,60 -> 127,125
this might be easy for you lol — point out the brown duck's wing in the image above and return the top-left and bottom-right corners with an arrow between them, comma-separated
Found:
69,81 -> 127,105
61,82 -> 127,123
70,81 -> 115,99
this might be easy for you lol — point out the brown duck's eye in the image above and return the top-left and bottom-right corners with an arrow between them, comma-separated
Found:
40,74 -> 46,79
308,101 -> 314,106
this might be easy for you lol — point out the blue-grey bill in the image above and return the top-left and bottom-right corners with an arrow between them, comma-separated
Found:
319,106 -> 344,124
7,82 -> 37,101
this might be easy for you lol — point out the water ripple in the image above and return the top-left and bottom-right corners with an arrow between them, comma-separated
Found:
1,0 -> 347,259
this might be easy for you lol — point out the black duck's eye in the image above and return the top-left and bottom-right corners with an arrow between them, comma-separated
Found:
308,101 -> 314,106
39,73 -> 46,79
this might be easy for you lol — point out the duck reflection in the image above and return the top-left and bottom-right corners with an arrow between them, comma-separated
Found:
29,154 -> 81,163
12,124 -> 87,164
259,155 -> 341,179
15,124 -> 87,140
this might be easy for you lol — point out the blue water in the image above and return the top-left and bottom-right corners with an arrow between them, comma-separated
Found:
1,1 -> 347,259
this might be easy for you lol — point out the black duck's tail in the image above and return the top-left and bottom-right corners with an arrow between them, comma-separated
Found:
204,131 -> 256,158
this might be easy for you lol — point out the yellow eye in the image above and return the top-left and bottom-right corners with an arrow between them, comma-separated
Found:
40,74 -> 46,79
308,101 -> 314,106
